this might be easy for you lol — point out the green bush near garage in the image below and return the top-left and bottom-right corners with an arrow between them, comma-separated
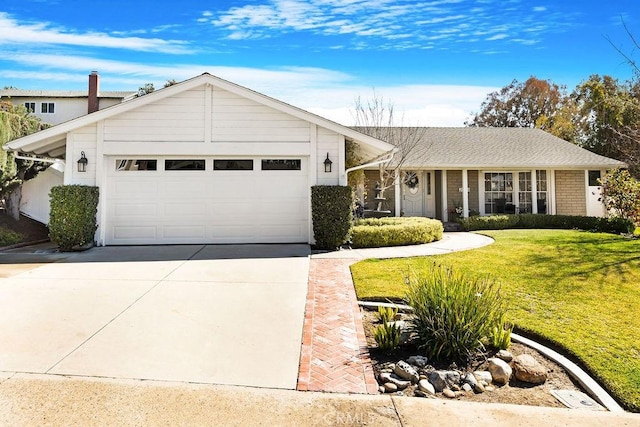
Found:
311,185 -> 353,250
49,185 -> 99,251
0,227 -> 23,247
458,214 -> 634,235
351,217 -> 443,248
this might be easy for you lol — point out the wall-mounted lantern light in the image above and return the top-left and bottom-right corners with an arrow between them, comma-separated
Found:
323,152 -> 332,173
77,151 -> 88,172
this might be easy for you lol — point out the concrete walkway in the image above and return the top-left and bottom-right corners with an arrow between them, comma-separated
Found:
0,244 -> 309,389
313,232 -> 495,259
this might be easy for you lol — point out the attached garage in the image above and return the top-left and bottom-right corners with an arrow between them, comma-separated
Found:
4,73 -> 394,246
105,156 -> 309,244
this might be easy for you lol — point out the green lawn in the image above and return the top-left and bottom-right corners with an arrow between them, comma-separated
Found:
351,229 -> 640,412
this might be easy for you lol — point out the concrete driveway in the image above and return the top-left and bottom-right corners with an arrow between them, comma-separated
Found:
0,244 -> 310,389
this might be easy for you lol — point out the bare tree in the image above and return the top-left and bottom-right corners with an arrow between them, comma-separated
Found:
351,92 -> 429,212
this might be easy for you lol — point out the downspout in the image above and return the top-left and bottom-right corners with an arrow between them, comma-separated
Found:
345,150 -> 395,178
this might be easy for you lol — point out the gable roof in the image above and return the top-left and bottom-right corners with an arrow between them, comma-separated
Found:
3,73 -> 394,160
399,127 -> 626,169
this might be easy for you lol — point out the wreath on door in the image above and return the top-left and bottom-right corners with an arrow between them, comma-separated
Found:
404,171 -> 419,189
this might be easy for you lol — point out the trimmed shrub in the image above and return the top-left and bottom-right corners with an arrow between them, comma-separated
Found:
311,185 -> 352,250
351,217 -> 443,248
49,185 -> 99,251
457,215 -> 519,231
459,214 -> 634,235
405,263 -> 508,362
0,226 -> 23,247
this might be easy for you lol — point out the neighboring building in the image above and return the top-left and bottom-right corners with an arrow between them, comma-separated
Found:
0,72 -> 134,125
361,127 -> 626,221
4,73 -> 393,245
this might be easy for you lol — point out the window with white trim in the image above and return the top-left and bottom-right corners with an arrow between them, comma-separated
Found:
41,102 -> 55,114
24,102 -> 35,113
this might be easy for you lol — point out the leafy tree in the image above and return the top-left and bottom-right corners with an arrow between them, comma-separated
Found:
571,75 -> 640,175
599,168 -> 640,224
0,101 -> 49,220
466,77 -> 571,139
137,83 -> 155,96
163,79 -> 178,88
351,92 -> 427,212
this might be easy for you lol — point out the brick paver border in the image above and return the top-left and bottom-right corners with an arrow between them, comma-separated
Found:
297,258 -> 378,394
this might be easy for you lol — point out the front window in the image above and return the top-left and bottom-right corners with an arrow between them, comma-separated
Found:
24,102 -> 35,113
484,172 -> 513,214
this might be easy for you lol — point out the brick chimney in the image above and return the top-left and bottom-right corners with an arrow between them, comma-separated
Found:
88,71 -> 100,113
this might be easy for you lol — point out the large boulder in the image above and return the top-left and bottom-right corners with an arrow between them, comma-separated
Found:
513,354 -> 548,384
488,357 -> 512,385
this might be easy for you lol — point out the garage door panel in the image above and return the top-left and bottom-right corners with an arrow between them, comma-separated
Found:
114,203 -> 158,218
110,179 -> 158,196
163,226 -> 206,239
163,203 -> 207,217
113,226 -> 157,240
106,156 -> 308,244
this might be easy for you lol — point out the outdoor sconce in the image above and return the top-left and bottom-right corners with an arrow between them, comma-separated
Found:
77,151 -> 88,172
324,152 -> 332,173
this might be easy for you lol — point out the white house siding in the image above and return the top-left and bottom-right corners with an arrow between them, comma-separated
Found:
20,165 -> 63,224
316,127 -> 341,186
211,88 -> 310,143
66,124 -> 98,186
104,90 -> 205,143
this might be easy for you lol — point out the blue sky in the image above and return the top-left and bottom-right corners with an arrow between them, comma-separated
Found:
0,0 -> 637,125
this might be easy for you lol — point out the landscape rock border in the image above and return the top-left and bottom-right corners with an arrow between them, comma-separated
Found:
359,301 -> 623,413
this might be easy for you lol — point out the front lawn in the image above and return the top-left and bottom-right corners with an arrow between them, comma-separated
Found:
350,229 -> 640,412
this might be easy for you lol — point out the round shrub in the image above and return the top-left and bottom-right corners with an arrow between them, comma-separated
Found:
351,217 -> 443,248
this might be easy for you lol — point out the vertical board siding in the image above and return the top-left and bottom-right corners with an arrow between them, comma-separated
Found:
103,89 -> 205,142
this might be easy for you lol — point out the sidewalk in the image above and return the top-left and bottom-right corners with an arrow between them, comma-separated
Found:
1,374 -> 638,426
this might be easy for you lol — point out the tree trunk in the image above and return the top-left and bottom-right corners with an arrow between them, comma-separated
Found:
5,185 -> 22,221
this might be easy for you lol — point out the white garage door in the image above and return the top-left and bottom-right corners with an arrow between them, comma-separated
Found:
105,157 -> 309,244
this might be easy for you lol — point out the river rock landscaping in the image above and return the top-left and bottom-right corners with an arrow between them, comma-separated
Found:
361,308 -> 598,409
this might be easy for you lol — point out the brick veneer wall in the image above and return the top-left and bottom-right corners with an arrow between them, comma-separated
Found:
555,170 -> 586,216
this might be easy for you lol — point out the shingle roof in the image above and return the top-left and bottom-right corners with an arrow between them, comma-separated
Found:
0,90 -> 134,98
389,127 -> 626,169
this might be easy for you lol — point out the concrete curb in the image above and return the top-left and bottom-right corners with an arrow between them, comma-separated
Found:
357,301 -> 624,413
511,333 -> 624,413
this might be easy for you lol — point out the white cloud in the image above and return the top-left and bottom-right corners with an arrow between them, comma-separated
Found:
201,0 -> 565,52
0,12 -> 191,54
0,54 -> 494,127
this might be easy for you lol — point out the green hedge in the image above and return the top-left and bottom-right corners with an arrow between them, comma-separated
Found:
458,214 -> 634,234
351,217 -> 443,248
311,185 -> 353,250
49,185 -> 99,251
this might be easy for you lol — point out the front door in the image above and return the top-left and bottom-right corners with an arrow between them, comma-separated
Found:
403,171 -> 423,217
403,171 -> 435,217
587,170 -> 605,217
